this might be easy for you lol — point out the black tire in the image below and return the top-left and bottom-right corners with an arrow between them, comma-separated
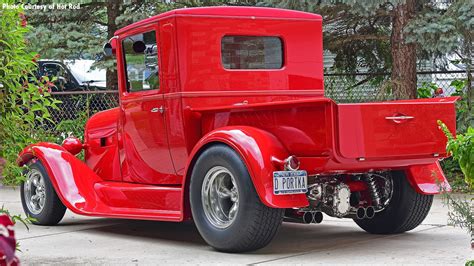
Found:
190,144 -> 284,252
21,161 -> 66,225
354,171 -> 433,234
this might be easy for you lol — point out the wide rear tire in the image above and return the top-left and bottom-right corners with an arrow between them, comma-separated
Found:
190,144 -> 284,252
354,171 -> 433,234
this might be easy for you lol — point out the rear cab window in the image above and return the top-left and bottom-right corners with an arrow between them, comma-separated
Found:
221,36 -> 283,69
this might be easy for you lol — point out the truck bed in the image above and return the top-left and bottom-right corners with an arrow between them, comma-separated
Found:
191,96 -> 457,168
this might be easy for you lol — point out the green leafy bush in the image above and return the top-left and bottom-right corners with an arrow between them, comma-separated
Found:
438,122 -> 473,252
439,121 -> 473,187
0,4 -> 60,185
450,79 -> 473,133
440,158 -> 470,192
437,79 -> 472,191
417,82 -> 439,98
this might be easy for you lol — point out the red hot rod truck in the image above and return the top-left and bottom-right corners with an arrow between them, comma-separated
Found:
18,7 -> 457,252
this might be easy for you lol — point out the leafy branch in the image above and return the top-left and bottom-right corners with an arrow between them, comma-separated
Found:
0,205 -> 36,231
438,121 -> 473,187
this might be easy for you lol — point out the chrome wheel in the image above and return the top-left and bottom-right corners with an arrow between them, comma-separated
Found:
201,166 -> 239,229
23,169 -> 46,215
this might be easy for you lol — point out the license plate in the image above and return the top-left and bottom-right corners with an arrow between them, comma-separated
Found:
273,170 -> 307,195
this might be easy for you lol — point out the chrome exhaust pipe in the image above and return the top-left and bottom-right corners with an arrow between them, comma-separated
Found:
355,207 -> 366,219
312,212 -> 323,224
303,212 -> 313,224
365,206 -> 375,219
283,211 -> 323,224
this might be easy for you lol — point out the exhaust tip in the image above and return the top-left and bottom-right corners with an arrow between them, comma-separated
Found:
365,206 -> 375,219
313,212 -> 323,224
303,212 -> 313,224
356,207 -> 366,219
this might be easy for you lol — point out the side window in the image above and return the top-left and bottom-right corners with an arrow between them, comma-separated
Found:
122,31 -> 159,92
42,63 -> 72,91
43,63 -> 61,77
221,36 -> 283,69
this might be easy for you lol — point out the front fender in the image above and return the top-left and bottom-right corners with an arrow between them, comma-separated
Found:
17,142 -> 105,215
185,126 -> 309,208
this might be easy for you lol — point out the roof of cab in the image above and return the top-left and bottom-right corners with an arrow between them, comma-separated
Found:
115,6 -> 322,35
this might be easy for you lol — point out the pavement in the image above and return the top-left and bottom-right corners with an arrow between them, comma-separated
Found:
1,186 -> 472,265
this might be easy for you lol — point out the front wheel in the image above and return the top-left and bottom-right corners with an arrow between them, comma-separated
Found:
354,171 -> 433,234
21,161 -> 66,225
190,144 -> 284,252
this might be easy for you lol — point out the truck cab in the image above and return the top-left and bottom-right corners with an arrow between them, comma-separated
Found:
19,7 -> 457,253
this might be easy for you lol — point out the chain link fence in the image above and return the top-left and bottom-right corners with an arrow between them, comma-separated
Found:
43,70 -> 467,135
50,90 -> 119,121
44,90 -> 119,134
325,70 -> 467,103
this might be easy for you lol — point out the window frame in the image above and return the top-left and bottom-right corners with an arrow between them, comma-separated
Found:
220,35 -> 285,71
120,28 -> 161,94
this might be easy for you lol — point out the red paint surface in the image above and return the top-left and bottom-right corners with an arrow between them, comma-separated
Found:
17,7 -> 456,222
61,137 -> 83,155
18,143 -> 182,221
345,180 -> 368,192
337,97 -> 457,159
406,162 -> 451,194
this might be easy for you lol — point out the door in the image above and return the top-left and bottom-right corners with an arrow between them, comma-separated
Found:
118,27 -> 177,185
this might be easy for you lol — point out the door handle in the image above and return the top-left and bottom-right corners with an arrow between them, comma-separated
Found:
385,115 -> 414,120
385,114 -> 414,124
151,106 -> 164,114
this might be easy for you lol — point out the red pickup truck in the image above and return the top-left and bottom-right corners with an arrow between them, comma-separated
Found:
18,7 -> 457,252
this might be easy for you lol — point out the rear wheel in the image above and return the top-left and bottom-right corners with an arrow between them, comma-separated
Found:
21,161 -> 66,225
190,144 -> 284,252
354,171 -> 433,234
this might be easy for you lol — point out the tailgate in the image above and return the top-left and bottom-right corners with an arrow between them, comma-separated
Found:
337,97 -> 457,159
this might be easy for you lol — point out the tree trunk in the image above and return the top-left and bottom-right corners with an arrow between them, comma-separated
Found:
391,0 -> 417,99
106,0 -> 120,91
463,33 -> 473,129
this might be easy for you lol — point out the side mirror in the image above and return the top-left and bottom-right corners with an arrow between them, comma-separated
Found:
103,42 -> 114,57
103,37 -> 117,57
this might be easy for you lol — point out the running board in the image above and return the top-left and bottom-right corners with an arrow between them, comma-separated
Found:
92,182 -> 183,221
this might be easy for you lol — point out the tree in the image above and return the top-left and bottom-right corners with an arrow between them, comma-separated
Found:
106,1 -> 121,90
25,0 -> 214,89
406,0 -> 474,129
391,0 -> 417,99
0,3 -> 59,184
25,0 -> 470,102
263,0 -> 430,99
26,1 -> 117,89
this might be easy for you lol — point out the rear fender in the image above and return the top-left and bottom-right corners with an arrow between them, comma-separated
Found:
184,126 -> 309,209
405,162 -> 451,194
17,142 -> 105,215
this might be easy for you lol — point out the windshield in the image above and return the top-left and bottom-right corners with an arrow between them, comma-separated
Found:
65,60 -> 106,84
